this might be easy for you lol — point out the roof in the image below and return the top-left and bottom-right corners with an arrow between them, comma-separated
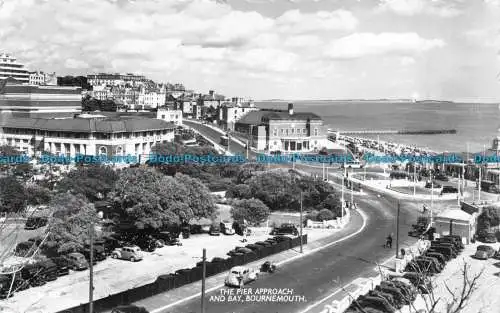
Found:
237,110 -> 322,125
436,208 -> 474,222
230,266 -> 247,272
1,117 -> 176,133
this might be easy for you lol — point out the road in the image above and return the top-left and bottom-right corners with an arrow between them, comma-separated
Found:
154,165 -> 421,313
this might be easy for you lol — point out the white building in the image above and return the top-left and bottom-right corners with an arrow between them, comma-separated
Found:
0,116 -> 176,163
138,90 -> 166,109
0,53 -> 30,83
218,101 -> 258,131
91,85 -> 113,101
87,73 -> 146,87
29,71 -> 57,86
157,108 -> 183,126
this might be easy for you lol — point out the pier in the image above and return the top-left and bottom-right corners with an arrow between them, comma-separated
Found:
328,129 -> 457,135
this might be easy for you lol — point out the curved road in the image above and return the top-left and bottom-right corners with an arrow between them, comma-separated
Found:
160,186 -> 419,313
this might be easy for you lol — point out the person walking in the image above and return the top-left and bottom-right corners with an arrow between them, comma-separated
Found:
386,234 -> 393,249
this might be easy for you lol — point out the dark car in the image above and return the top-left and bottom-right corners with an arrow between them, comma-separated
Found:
101,236 -> 122,255
441,235 -> 465,250
82,245 -> 106,263
254,241 -> 273,247
64,252 -> 89,271
474,245 -> 496,260
111,305 -> 149,313
134,236 -> 158,252
50,257 -> 70,276
402,272 -> 432,294
441,186 -> 458,195
38,259 -> 58,282
209,224 -> 221,236
375,285 -> 405,308
434,174 -> 449,181
357,295 -> 396,313
415,256 -> 442,273
271,224 -> 299,236
154,231 -> 181,246
24,217 -> 48,230
424,181 -> 441,188
245,244 -> 264,251
477,232 -> 497,243
21,263 -> 46,287
427,247 -> 453,261
424,252 -> 446,266
0,273 -> 30,299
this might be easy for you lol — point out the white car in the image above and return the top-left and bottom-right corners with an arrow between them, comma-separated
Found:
224,266 -> 257,287
220,221 -> 235,235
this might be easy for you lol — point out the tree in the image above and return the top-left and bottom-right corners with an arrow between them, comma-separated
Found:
231,198 -> 270,226
100,99 -> 117,112
46,193 -> 100,253
317,208 -> 335,221
109,168 -> 216,230
318,194 -> 343,218
82,95 -> 101,112
56,165 -> 119,202
477,206 -> 500,235
0,176 -> 26,213
24,184 -> 52,206
226,184 -> 252,199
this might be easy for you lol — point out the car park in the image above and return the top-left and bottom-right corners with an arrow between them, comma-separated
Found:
220,221 -> 235,235
111,246 -> 143,262
224,266 -> 257,287
474,245 -> 496,260
64,252 -> 89,271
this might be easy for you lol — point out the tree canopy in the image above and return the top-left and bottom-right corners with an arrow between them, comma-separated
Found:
0,176 -> 26,213
109,168 -> 216,230
56,165 -> 119,202
231,198 -> 270,226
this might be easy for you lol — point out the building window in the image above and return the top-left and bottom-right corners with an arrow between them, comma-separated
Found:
280,129 -> 284,134
291,128 -> 295,134
314,128 -> 318,136
161,115 -> 165,119
273,128 -> 277,136
303,128 -> 306,134
99,147 -> 107,155
286,129 -> 289,135
296,128 -> 300,134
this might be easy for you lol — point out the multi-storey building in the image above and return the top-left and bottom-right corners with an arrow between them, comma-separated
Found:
87,73 -> 147,87
218,101 -> 259,131
0,53 -> 30,83
235,103 -> 328,153
111,86 -> 139,107
156,107 -> 183,126
138,90 -> 166,109
29,71 -> 57,86
0,115 -> 175,163
198,90 -> 224,109
91,85 -> 113,101
0,78 -> 82,119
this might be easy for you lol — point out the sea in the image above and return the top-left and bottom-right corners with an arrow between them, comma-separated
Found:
255,101 -> 500,154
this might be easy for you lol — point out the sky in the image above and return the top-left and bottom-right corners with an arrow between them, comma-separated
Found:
1,0 -> 500,101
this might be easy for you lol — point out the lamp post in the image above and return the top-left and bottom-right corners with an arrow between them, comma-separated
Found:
89,220 -> 94,313
300,192 -> 303,254
201,248 -> 206,313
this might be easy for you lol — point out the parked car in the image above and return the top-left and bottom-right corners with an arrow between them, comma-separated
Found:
474,245 -> 496,260
245,244 -> 264,251
64,252 -> 89,271
209,224 -> 221,236
224,266 -> 257,287
357,295 -> 396,313
38,259 -> 58,281
220,221 -> 235,235
402,272 -> 432,294
111,246 -> 143,262
415,256 -> 443,272
441,235 -> 465,250
50,257 -> 70,276
82,245 -> 107,263
271,224 -> 299,236
424,252 -> 446,266
424,181 -> 441,188
434,174 -> 449,181
24,217 -> 48,230
441,186 -> 458,195
154,231 -> 181,246
134,235 -> 159,252
254,241 -> 273,247
375,285 -> 405,308
0,274 -> 29,299
111,305 -> 149,313
477,232 -> 497,243
21,263 -> 46,287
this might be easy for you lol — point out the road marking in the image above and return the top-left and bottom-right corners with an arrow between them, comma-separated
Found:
150,209 -> 368,313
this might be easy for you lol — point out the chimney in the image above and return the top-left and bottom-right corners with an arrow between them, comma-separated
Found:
209,90 -> 214,96
288,103 -> 294,115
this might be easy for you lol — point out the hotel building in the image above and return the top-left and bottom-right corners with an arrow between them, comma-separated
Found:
29,71 -> 57,86
0,53 -> 30,83
234,103 -> 328,153
0,115 -> 175,162
0,78 -> 82,118
218,101 -> 258,131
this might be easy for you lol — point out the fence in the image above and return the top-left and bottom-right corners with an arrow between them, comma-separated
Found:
55,235 -> 307,313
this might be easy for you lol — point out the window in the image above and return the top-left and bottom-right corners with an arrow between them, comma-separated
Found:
273,128 -> 277,136
99,146 -> 107,155
286,129 -> 289,135
161,115 -> 165,119
280,129 -> 284,134
314,128 -> 318,136
296,128 -> 300,134
303,128 -> 306,134
291,128 -> 294,134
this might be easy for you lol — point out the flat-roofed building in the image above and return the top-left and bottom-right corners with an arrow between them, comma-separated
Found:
0,78 -> 82,118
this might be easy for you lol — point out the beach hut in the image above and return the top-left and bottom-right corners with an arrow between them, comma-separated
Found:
434,208 -> 477,244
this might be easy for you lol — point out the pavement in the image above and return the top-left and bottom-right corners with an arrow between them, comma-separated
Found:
133,186 -> 420,313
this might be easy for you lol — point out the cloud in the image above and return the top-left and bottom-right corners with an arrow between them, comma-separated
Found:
377,0 -> 462,17
276,9 -> 358,34
324,32 -> 445,59
465,27 -> 500,49
64,58 -> 89,69
400,56 -> 416,65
